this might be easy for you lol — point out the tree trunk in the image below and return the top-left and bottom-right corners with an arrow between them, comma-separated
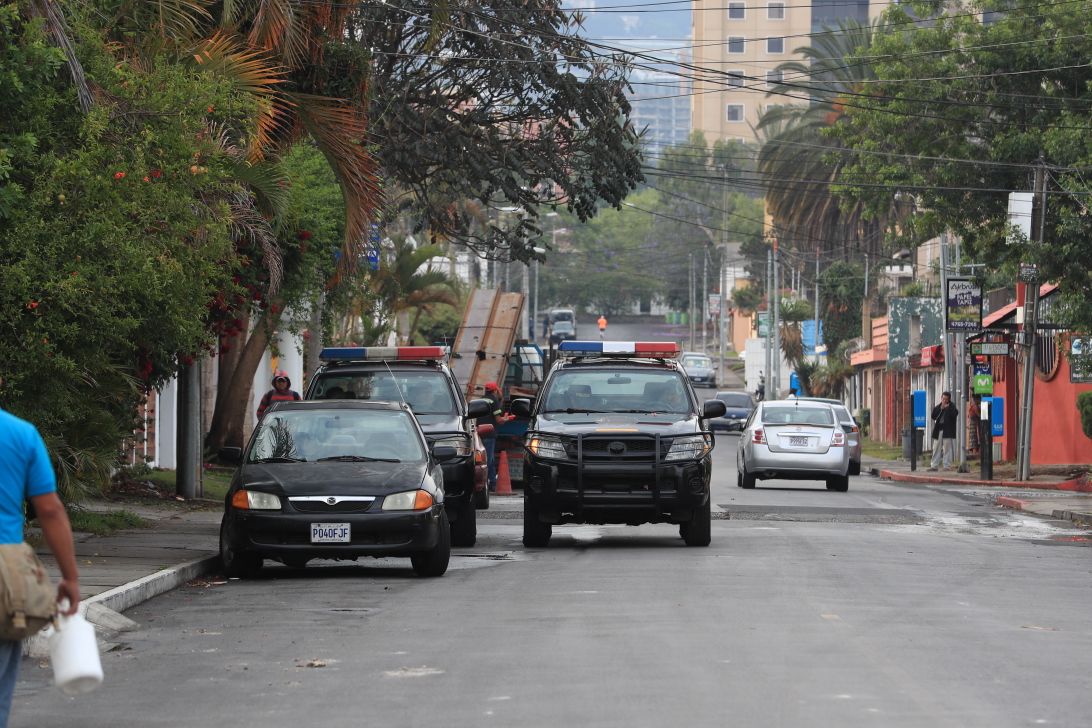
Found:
212,317 -> 246,427
303,294 -> 324,389
205,306 -> 280,451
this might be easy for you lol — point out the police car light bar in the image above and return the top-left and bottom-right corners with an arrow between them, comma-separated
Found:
319,346 -> 448,362
557,341 -> 680,358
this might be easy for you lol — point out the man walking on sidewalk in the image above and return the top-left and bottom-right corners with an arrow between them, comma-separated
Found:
928,391 -> 958,471
0,403 -> 80,726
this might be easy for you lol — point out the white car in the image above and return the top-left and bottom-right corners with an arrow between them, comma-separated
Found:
736,399 -> 851,491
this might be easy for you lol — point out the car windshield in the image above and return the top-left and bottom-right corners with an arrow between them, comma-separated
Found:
249,409 -> 425,463
718,393 -> 753,409
553,321 -> 573,333
682,356 -> 712,369
311,371 -> 457,415
541,370 -> 692,414
551,311 -> 574,322
762,405 -> 834,426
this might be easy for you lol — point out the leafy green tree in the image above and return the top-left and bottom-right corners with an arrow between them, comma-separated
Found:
830,0 -> 1092,333
0,9 -> 247,497
818,260 -> 865,354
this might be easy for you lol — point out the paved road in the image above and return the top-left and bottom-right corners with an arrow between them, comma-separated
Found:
14,435 -> 1092,727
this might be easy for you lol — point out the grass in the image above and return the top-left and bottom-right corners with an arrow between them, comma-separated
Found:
861,437 -> 903,461
142,467 -> 233,502
66,508 -> 148,535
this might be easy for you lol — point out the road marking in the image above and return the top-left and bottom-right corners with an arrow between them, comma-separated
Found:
384,666 -> 445,678
821,614 -> 842,621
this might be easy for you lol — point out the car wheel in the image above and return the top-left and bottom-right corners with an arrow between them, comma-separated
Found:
849,460 -> 861,476
450,498 -> 477,548
411,511 -> 451,577
474,486 -> 490,510
219,518 -> 262,579
682,499 -> 711,547
826,475 -> 849,492
736,470 -> 743,488
741,467 -> 757,489
522,495 -> 552,548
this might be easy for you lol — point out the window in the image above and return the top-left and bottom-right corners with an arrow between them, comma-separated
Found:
766,69 -> 783,86
768,2 -> 785,19
728,2 -> 745,19
767,36 -> 784,54
726,103 -> 745,122
727,70 -> 745,88
726,36 -> 745,54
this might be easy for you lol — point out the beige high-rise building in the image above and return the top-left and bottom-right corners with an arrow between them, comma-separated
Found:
691,1 -> 892,144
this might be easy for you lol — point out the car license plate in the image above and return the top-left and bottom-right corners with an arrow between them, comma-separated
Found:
789,436 -> 809,447
311,523 -> 350,543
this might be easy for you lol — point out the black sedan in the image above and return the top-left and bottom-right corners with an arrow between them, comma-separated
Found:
218,401 -> 457,578
709,390 -> 756,432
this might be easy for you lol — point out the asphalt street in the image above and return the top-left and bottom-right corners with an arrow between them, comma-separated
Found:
13,421 -> 1092,728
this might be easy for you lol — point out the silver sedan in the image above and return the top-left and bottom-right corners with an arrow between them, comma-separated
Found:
736,399 -> 851,491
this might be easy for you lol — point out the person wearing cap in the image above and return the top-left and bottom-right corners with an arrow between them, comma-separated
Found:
256,370 -> 301,420
476,382 -> 513,492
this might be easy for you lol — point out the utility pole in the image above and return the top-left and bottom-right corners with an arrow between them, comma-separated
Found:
702,251 -> 708,353
955,237 -> 968,473
772,239 -> 781,400
1017,162 -> 1046,481
175,359 -> 202,499
814,246 -> 821,364
719,253 -> 727,388
688,254 -> 695,350
765,248 -> 772,397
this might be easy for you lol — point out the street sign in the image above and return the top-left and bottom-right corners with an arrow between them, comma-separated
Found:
983,396 -> 1004,436
912,390 -> 927,428
972,362 -> 993,394
1071,336 -> 1092,383
970,342 -> 1010,356
945,277 -> 982,332
1018,263 -> 1039,283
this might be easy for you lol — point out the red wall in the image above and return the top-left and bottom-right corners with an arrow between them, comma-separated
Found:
1030,354 -> 1092,465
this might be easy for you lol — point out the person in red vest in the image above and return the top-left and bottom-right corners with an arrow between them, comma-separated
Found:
256,370 -> 301,420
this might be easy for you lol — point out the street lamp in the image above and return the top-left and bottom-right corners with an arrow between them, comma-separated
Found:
536,212 -> 560,343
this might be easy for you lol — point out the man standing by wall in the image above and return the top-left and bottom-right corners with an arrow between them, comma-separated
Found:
476,382 -> 512,493
929,391 -> 959,471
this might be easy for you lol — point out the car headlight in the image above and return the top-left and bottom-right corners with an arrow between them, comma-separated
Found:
383,490 -> 435,511
527,435 -> 568,459
430,434 -> 471,456
664,434 -> 712,462
231,490 -> 282,510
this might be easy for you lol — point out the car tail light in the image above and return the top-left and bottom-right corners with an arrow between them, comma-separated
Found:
832,431 -> 846,447
848,425 -> 859,434
752,428 -> 765,445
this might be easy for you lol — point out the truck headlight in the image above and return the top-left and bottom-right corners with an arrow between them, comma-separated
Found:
527,435 -> 568,459
664,435 -> 711,462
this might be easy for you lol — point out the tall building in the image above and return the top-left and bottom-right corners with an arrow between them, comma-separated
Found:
690,0 -> 891,144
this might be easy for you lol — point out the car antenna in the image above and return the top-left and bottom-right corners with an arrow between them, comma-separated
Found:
382,360 -> 409,409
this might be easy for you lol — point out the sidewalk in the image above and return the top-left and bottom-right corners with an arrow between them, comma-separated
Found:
863,454 -> 1092,527
25,501 -> 221,655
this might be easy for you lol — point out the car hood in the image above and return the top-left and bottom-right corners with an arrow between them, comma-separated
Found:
239,461 -> 427,496
532,412 -> 700,437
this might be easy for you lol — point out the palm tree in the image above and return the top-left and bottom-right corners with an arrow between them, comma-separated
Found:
756,19 -> 904,262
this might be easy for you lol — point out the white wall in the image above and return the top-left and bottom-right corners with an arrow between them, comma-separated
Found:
743,337 -> 791,397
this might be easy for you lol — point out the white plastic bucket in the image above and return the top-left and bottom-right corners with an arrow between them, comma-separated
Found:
48,612 -> 104,695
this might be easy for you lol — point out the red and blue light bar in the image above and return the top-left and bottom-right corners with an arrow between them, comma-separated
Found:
319,346 -> 448,362
557,341 -> 680,358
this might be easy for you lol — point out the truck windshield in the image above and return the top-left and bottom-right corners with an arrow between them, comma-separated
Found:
541,370 -> 692,414
311,371 -> 457,415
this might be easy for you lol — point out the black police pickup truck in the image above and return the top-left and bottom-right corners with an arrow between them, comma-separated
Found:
509,341 -> 726,547
304,346 -> 490,547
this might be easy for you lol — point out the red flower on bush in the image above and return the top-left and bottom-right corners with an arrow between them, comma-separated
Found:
26,301 -> 39,310
297,230 -> 313,241
113,172 -> 126,180
151,169 -> 162,179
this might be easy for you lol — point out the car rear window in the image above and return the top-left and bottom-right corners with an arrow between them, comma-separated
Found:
762,405 -> 834,426
682,356 -> 712,369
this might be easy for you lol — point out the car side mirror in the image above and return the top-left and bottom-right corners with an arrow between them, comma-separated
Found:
510,398 -> 532,418
432,445 -> 458,462
466,398 -> 491,419
702,400 -> 727,419
219,446 -> 243,464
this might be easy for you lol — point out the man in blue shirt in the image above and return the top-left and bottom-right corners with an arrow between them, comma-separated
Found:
0,406 -> 80,726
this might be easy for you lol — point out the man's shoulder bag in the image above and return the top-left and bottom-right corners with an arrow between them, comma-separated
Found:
0,543 -> 56,640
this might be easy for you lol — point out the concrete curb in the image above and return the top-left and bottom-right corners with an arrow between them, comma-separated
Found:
877,469 -> 1092,491
23,553 -> 219,657
995,496 -> 1092,527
